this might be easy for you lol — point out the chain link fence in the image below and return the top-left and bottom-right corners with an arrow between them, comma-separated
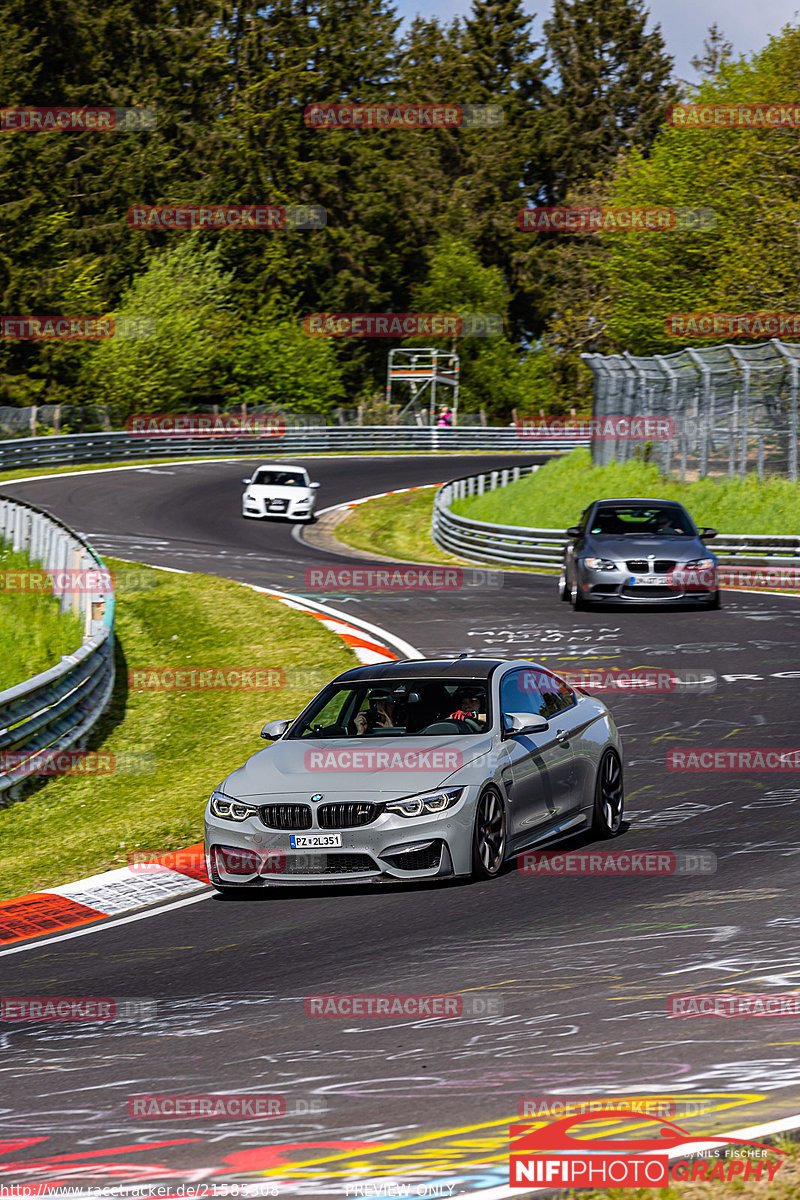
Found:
582,339 -> 800,482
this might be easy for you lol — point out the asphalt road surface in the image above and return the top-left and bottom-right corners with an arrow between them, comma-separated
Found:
2,455 -> 799,1197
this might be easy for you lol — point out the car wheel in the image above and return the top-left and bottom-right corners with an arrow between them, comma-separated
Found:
558,566 -> 570,601
570,577 -> 588,611
705,590 -> 721,610
592,749 -> 624,838
470,787 -> 507,879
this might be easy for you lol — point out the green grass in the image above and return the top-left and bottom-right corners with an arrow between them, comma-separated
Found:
452,450 -> 800,534
335,487 -> 469,565
0,542 -> 84,690
0,557 -> 355,900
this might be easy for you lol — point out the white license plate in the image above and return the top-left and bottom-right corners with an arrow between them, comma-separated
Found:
629,574 -> 670,586
289,833 -> 342,849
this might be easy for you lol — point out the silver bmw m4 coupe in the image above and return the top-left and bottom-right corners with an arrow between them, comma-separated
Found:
559,498 -> 719,610
204,657 -> 624,890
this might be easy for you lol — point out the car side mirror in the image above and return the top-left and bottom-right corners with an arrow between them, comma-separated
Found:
242,478 -> 251,485
503,712 -> 549,738
261,718 -> 293,740
700,527 -> 717,539
310,482 -> 321,489
565,526 -> 580,538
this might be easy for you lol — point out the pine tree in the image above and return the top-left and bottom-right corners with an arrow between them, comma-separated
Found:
542,0 -> 678,201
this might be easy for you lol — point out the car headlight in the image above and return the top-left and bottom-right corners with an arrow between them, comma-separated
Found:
684,558 -> 715,570
584,557 -> 618,570
385,788 -> 464,818
209,791 -> 258,821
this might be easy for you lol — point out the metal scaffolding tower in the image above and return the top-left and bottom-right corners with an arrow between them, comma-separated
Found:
386,348 -> 460,425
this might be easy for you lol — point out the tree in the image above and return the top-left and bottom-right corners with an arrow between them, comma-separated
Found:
690,23 -> 733,79
81,239 -> 233,416
542,0 -> 678,202
226,312 -> 345,412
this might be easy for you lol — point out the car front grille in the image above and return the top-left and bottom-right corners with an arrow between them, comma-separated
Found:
655,560 -> 676,572
621,585 -> 675,598
266,498 -> 289,512
259,804 -> 312,830
318,802 -> 380,828
626,560 -> 649,571
283,852 -> 376,875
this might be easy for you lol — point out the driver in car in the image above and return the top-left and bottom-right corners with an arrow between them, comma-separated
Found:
449,686 -> 486,725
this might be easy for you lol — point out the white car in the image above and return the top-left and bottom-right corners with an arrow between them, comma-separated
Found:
241,465 -> 320,522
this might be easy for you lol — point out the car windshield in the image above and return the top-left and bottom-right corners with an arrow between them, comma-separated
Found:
289,680 -> 492,738
589,505 -> 693,536
252,470 -> 307,487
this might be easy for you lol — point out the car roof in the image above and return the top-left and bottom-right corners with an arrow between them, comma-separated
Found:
333,658 -> 507,684
253,464 -> 308,472
592,497 -> 686,509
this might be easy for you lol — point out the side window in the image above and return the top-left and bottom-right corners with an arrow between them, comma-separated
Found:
536,669 -> 575,717
501,668 -> 575,721
500,670 -> 546,720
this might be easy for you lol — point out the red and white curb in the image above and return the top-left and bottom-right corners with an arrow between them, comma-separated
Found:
0,579 -> 420,949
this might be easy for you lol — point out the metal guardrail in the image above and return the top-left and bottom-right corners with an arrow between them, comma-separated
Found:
431,467 -> 800,570
0,427 -> 590,472
0,498 -> 115,799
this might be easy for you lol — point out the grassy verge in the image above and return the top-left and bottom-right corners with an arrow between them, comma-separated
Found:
452,449 -> 800,534
0,542 -> 84,691
335,487 -> 468,565
0,558 -> 355,900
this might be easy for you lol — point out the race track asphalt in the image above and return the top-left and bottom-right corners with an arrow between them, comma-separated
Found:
1,454 -> 799,1196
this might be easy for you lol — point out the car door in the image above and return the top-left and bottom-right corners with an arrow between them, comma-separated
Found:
499,668 -> 576,844
532,668 -> 588,816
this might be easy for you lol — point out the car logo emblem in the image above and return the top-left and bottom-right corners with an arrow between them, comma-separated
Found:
311,793 -> 323,802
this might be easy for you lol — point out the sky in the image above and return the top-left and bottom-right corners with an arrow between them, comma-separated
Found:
394,0 -> 800,83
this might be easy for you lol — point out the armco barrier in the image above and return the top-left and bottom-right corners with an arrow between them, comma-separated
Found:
0,498 -> 115,799
0,426 -> 590,472
431,467 -> 800,569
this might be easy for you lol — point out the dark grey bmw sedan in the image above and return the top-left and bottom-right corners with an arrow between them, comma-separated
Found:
559,498 -> 719,610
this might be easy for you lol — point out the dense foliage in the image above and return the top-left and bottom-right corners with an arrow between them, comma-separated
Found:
0,0 -> 790,418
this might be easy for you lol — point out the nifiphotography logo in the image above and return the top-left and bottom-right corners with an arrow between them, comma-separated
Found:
509,1110 -> 787,1188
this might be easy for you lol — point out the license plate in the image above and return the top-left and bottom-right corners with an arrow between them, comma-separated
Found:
289,833 -> 341,849
629,574 -> 670,586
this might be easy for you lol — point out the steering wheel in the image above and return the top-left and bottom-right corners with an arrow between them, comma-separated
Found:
418,719 -> 474,735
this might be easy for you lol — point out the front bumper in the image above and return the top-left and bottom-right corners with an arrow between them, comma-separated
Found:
242,495 -> 314,520
204,792 -> 476,887
578,566 -> 717,603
